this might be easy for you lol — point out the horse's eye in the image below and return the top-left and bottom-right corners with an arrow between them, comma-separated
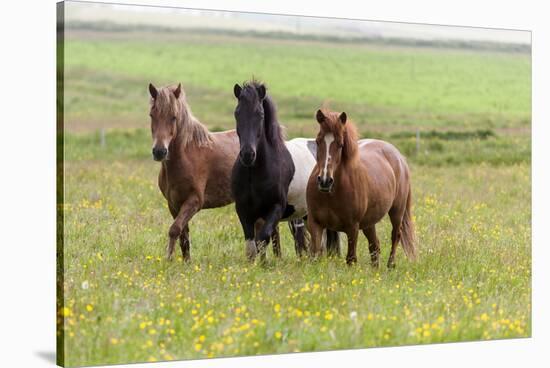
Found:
172,116 -> 177,122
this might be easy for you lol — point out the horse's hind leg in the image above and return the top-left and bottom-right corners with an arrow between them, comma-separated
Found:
179,224 -> 190,262
289,219 -> 306,257
363,225 -> 380,268
387,207 -> 405,268
271,224 -> 281,258
326,230 -> 341,258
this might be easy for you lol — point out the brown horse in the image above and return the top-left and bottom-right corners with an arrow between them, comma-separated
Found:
148,83 -> 240,261
306,109 -> 417,268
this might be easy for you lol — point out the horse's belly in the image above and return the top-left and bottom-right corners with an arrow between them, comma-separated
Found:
203,179 -> 233,208
361,208 -> 389,228
285,138 -> 317,220
203,148 -> 238,209
313,207 -> 351,232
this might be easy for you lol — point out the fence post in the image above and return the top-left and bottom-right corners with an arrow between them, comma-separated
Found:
100,128 -> 106,148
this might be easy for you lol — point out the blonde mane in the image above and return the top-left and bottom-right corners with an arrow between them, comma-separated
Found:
154,85 -> 213,149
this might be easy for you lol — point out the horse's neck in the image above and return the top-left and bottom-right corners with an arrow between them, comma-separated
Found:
336,153 -> 364,185
169,128 -> 187,157
253,135 -> 270,163
164,125 -> 194,173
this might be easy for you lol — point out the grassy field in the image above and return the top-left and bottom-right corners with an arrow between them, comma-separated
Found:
59,27 -> 531,367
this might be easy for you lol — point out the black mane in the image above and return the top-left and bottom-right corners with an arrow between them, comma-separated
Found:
241,81 -> 285,151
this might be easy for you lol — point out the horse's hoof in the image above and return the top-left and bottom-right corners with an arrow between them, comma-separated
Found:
165,244 -> 175,261
256,241 -> 268,260
387,262 -> 396,269
309,254 -> 321,262
245,240 -> 257,260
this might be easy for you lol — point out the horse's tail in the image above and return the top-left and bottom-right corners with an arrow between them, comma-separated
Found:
325,229 -> 341,257
400,185 -> 417,260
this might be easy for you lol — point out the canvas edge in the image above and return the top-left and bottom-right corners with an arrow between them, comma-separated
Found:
56,1 -> 66,367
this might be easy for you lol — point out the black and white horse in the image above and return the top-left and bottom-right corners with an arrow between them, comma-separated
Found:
231,80 -> 339,260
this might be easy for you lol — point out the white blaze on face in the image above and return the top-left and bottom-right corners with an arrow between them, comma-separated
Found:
322,133 -> 334,180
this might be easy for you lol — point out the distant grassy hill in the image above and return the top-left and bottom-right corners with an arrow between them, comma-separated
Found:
62,27 -> 531,134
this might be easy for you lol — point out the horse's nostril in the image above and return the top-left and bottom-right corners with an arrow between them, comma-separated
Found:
153,147 -> 168,160
240,150 -> 256,162
240,148 -> 256,165
317,176 -> 321,183
328,177 -> 334,185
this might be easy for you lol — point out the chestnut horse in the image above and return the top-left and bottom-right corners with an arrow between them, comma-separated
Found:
306,109 -> 417,268
148,83 -> 241,261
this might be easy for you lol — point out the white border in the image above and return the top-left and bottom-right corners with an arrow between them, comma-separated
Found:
0,1 -> 547,367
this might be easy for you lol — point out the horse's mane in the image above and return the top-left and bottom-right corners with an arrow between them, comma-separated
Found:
153,85 -> 213,148
319,108 -> 359,161
242,80 -> 286,151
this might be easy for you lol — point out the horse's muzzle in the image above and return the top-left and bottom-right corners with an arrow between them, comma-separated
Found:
152,147 -> 168,161
317,176 -> 334,193
239,147 -> 256,167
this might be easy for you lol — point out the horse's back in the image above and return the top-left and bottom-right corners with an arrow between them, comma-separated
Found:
359,139 -> 409,177
210,129 -> 240,156
358,138 -> 411,217
284,138 -> 317,219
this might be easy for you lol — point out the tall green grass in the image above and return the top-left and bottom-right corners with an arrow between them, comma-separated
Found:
61,160 -> 531,366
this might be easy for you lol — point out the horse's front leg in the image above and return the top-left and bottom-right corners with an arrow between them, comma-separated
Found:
166,195 -> 201,261
179,224 -> 190,262
256,204 -> 283,261
307,217 -> 324,258
345,225 -> 360,265
237,210 -> 257,261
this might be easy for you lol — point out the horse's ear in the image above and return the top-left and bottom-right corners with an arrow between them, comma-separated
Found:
316,109 -> 325,124
173,83 -> 182,99
233,84 -> 242,99
257,85 -> 266,100
339,112 -> 347,125
149,83 -> 158,99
